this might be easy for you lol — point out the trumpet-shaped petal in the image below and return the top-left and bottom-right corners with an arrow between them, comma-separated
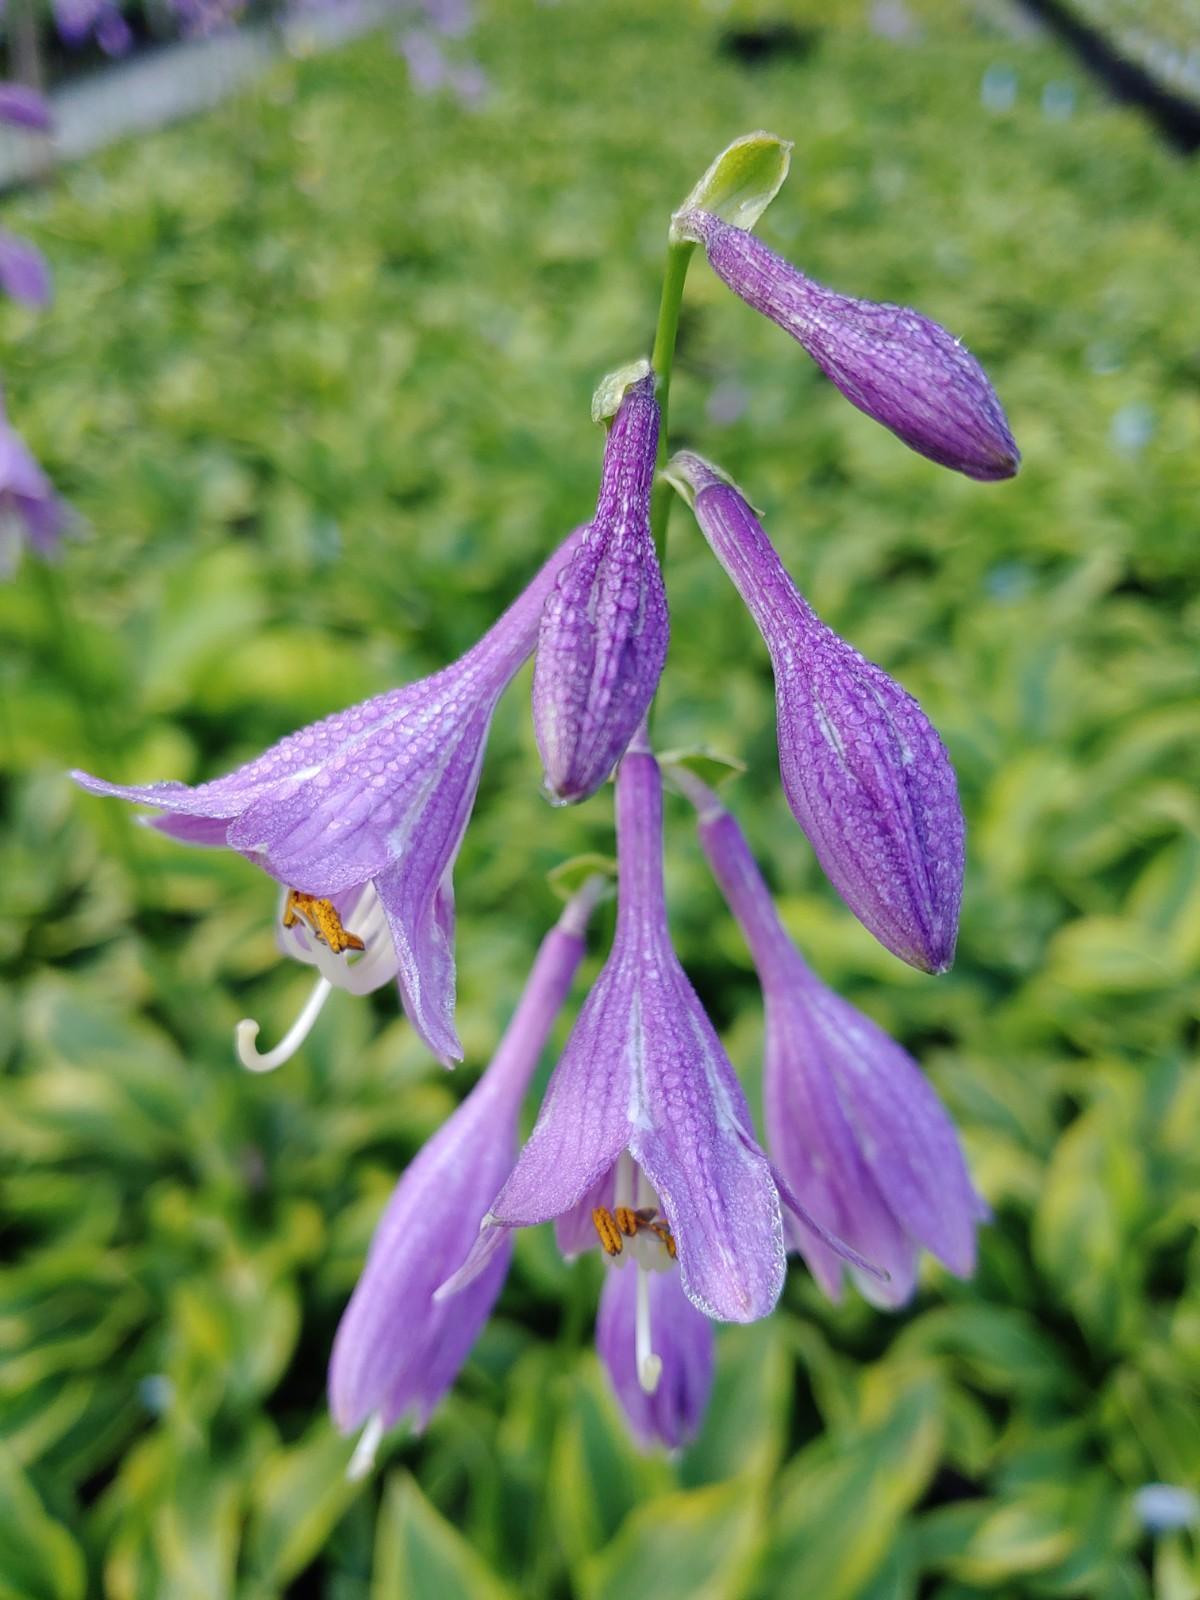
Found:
0,408 -> 69,577
533,374 -> 668,804
445,743 -> 872,1323
674,209 -> 1018,481
682,774 -> 985,1307
668,452 -> 963,974
596,1263 -> 714,1452
72,532 -> 582,1062
329,882 -> 601,1462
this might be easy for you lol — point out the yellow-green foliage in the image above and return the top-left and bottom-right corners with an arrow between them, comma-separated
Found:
1,2 -> 1197,1595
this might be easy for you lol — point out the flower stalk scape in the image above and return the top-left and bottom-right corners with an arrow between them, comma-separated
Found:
72,130 -> 1017,1459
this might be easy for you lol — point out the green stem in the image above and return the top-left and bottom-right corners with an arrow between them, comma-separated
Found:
648,238 -> 695,570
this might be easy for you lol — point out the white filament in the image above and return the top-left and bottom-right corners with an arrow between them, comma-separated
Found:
635,1266 -> 661,1394
346,1411 -> 384,1482
235,976 -> 333,1072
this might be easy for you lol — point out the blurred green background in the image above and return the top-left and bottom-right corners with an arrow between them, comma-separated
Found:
2,1 -> 1199,1595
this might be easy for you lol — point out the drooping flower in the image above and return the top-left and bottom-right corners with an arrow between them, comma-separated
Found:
329,878 -> 604,1477
532,371 -> 668,805
71,530 -> 584,1066
666,451 -> 963,974
0,404 -> 69,578
596,1250 -> 714,1452
672,208 -> 1018,481
442,737 -> 874,1337
676,767 -> 986,1306
0,234 -> 51,308
0,84 -> 53,133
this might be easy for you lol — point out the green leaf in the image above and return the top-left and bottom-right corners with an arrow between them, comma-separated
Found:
0,1445 -> 85,1600
546,854 -> 617,903
549,1359 -> 671,1571
371,1474 -> 512,1600
680,1320 -> 792,1489
671,131 -> 793,235
243,1419 -> 362,1588
759,1374 -> 943,1600
660,747 -> 747,792
580,1479 -> 763,1600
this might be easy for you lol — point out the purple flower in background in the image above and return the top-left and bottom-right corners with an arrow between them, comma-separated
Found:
71,531 -> 584,1066
596,1260 -> 714,1452
533,372 -> 667,805
53,0 -> 131,54
673,209 -> 1018,481
0,84 -> 52,132
329,879 -> 603,1476
443,739 -> 875,1328
0,234 -> 52,308
0,404 -> 69,577
667,452 -> 964,974
678,769 -> 986,1306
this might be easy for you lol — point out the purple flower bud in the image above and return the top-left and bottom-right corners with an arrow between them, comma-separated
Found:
667,453 -> 963,973
0,407 -> 69,577
532,374 -> 668,804
673,209 -> 1018,481
0,234 -> 52,309
0,84 -> 52,133
72,531 -> 584,1064
329,882 -> 602,1472
442,738 -> 878,1322
596,1261 -> 714,1452
680,774 -> 986,1306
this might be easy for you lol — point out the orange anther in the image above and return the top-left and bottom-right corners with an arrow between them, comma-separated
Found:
592,1206 -> 623,1257
614,1206 -> 641,1237
283,890 -> 365,956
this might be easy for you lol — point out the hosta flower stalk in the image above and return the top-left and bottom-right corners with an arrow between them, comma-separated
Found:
442,736 -> 877,1329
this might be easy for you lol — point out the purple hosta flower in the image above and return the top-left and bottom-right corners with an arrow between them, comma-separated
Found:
532,372 -> 667,805
0,84 -> 53,133
53,0 -> 131,54
71,531 -> 583,1066
330,878 -> 604,1476
673,209 -> 1018,481
596,1244 -> 714,1452
0,404 -> 69,577
666,452 -> 963,974
442,739 -> 875,1372
678,769 -> 985,1306
0,235 -> 51,308
398,28 -> 447,93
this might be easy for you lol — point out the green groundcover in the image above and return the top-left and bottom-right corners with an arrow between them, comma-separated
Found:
1,2 -> 1197,1595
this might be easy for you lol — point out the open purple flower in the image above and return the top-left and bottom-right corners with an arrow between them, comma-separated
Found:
71,532 -> 583,1066
442,738 -> 875,1337
0,405 -> 69,577
532,372 -> 667,805
666,452 -> 964,974
596,1256 -> 714,1453
673,209 -> 1018,481
678,769 -> 986,1306
329,879 -> 603,1476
